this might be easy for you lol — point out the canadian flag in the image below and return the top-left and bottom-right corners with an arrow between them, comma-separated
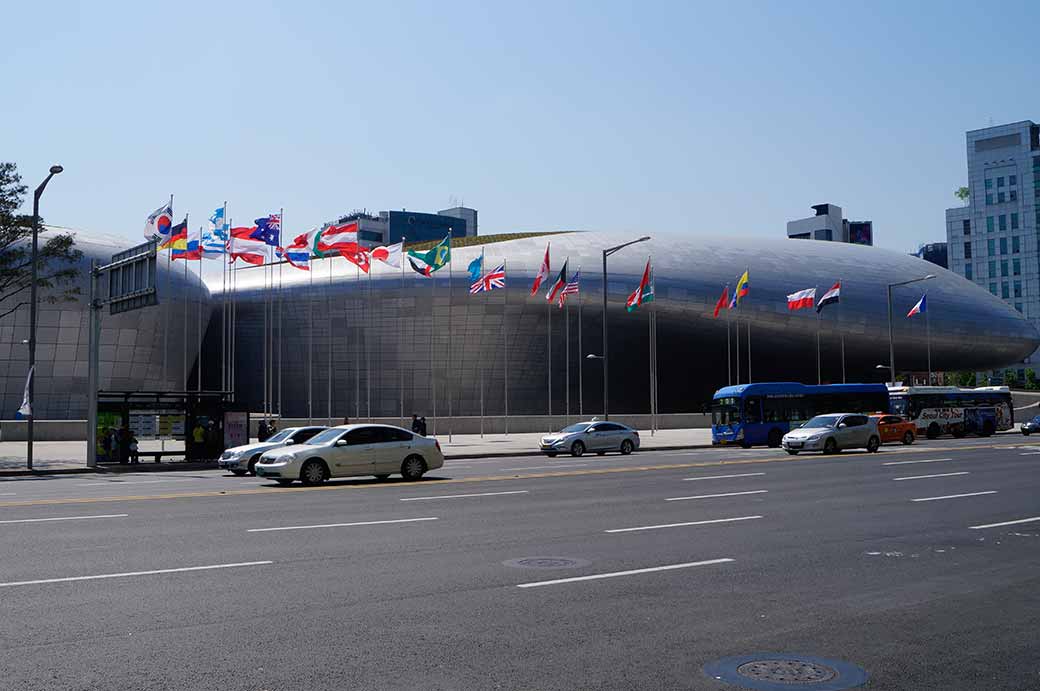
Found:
531,243 -> 550,296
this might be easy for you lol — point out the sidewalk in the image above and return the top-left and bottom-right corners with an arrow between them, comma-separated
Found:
0,428 -> 715,475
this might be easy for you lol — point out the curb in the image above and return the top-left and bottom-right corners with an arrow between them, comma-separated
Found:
0,467 -> 97,478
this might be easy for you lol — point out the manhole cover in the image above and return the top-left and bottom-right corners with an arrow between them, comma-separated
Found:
502,557 -> 591,570
736,659 -> 837,683
704,654 -> 867,690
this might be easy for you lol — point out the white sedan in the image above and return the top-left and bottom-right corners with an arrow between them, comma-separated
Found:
255,424 -> 444,486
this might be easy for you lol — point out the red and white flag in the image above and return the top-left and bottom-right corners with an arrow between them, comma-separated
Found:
316,222 -> 359,253
228,226 -> 273,265
370,241 -> 403,269
787,287 -> 816,311
531,243 -> 550,296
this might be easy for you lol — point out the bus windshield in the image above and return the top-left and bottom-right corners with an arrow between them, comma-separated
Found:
711,397 -> 740,425
889,396 -> 909,416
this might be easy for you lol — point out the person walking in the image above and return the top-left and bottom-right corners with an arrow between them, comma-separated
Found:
129,432 -> 140,465
411,415 -> 421,434
117,427 -> 131,465
419,416 -> 428,437
257,420 -> 269,442
343,416 -> 350,426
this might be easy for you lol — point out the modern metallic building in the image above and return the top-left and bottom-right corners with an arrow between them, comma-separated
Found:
946,120 -> 1040,374
3,229 -> 1037,419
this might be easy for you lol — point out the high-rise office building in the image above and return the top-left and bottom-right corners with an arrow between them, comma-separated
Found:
946,120 -> 1040,371
787,203 -> 873,245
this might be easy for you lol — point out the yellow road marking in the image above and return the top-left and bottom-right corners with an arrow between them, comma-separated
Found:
0,441 -> 1028,509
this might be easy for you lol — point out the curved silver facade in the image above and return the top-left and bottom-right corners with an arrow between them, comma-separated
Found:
215,231 -> 1039,417
0,232 -> 210,419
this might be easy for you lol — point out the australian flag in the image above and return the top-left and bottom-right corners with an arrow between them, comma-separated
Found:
253,214 -> 282,247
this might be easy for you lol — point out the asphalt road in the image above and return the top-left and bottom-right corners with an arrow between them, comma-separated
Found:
0,437 -> 1038,690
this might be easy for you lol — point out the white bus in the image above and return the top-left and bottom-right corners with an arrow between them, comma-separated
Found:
887,385 -> 1013,439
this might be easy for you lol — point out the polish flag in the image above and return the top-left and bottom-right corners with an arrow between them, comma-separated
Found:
530,243 -> 550,296
787,287 -> 816,311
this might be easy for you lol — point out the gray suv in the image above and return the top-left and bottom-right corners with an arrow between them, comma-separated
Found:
540,421 -> 640,457
781,414 -> 880,455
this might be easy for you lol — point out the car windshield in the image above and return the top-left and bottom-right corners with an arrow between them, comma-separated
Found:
265,429 -> 294,443
803,415 -> 841,429
559,423 -> 590,433
305,428 -> 346,445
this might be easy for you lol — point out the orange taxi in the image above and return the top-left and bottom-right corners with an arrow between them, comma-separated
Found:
870,414 -> 915,445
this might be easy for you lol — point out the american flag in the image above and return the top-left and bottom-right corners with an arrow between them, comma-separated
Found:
557,269 -> 581,307
470,264 -> 506,294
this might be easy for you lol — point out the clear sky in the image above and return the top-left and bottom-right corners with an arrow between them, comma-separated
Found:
5,0 -> 1039,252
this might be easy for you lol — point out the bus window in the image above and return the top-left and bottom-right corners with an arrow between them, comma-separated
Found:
744,398 -> 762,424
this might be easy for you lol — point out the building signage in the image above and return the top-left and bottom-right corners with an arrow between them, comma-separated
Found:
224,411 -> 248,448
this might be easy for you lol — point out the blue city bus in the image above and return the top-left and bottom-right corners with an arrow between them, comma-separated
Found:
711,382 -> 890,448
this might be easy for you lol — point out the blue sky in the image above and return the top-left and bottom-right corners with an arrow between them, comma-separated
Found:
4,0 -> 1038,252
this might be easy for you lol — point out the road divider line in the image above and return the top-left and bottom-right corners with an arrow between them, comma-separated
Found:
248,517 -> 439,532
502,464 -> 588,471
0,513 -> 128,525
911,491 -> 997,502
892,471 -> 970,481
682,473 -> 765,482
400,490 -> 528,502
0,561 -> 272,588
882,458 -> 952,466
606,516 -> 763,533
665,490 -> 768,502
969,516 -> 1040,529
516,558 -> 734,588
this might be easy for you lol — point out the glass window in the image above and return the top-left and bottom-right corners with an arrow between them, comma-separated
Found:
1000,238 -> 1008,254
998,192 -> 1006,203
345,426 -> 381,445
306,428 -> 348,445
998,176 -> 1005,187
999,215 -> 1007,231
963,241 -> 972,259
1001,260 -> 1008,276
987,216 -> 995,232
989,283 -> 997,295
987,240 -> 995,256
1014,281 -> 1022,298
986,194 -> 994,205
1012,236 -> 1020,253
1012,213 -> 1019,230
1010,174 -> 1017,185
744,398 -> 762,424
965,263 -> 973,280
985,178 -> 993,189
1002,283 -> 1010,299
1010,190 -> 1018,201
291,428 -> 323,443
1013,258 -> 1021,276
266,429 -> 293,443
988,259 -> 996,276
1016,303 -> 1023,313
963,219 -> 971,234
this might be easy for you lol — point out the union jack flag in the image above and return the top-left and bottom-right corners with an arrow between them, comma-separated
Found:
470,264 -> 506,294
557,269 -> 581,307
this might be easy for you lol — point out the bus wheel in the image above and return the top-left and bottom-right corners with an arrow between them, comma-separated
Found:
980,421 -> 995,437
926,423 -> 941,440
952,428 -> 966,439
739,440 -> 751,449
767,429 -> 782,448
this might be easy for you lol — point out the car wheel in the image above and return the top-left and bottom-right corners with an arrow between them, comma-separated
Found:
401,455 -> 426,481
248,455 -> 261,475
786,449 -> 799,456
570,441 -> 586,457
545,452 -> 557,457
902,431 -> 914,445
1023,429 -> 1031,436
767,429 -> 782,448
374,474 -> 390,482
231,469 -> 247,477
926,423 -> 941,440
823,438 -> 838,455
275,479 -> 294,486
867,435 -> 881,453
620,439 -> 634,455
300,459 -> 328,486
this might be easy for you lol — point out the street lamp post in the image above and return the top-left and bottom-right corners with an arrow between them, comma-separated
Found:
886,274 -> 934,386
601,236 -> 650,421
586,353 -> 603,418
26,165 -> 63,471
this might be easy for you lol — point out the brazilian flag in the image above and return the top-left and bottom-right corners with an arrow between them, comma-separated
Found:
407,235 -> 452,276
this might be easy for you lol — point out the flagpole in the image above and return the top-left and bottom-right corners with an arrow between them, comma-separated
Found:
229,217 -> 236,403
399,237 -> 406,429
926,297 -> 932,384
565,287 -> 571,426
503,258 -> 509,435
816,284 -> 821,385
181,213 -> 189,394
578,270 -> 583,418
480,248 -> 486,438
447,243 -> 454,442
197,242 -> 203,392
431,263 -> 437,437
547,291 -> 552,433
355,261 -> 360,422
725,285 -> 731,386
648,284 -> 652,432
735,305 -> 741,385
308,252 -> 314,425
327,252 -> 333,426
263,252 -> 269,420
747,315 -> 752,384
278,207 -> 284,418
366,252 -> 372,421
162,194 -> 172,389
840,277 -> 846,384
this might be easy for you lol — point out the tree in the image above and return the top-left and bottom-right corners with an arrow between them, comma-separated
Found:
1025,369 -> 1038,391
955,186 -> 970,206
0,162 -> 82,321
1003,368 -> 1018,387
954,370 -> 976,388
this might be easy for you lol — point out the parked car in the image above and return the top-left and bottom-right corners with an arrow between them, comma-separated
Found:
218,426 -> 327,476
1021,415 -> 1040,435
781,414 -> 880,455
255,424 -> 444,486
870,414 -> 916,445
539,420 -> 640,457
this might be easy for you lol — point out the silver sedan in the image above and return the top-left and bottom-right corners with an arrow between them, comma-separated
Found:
539,420 -> 640,457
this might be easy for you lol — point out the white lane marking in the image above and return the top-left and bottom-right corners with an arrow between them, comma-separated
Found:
605,516 -> 763,533
400,490 -> 528,501
911,491 -> 998,502
0,514 -> 128,525
969,516 -> 1040,530
0,493 -> 16,497
882,458 -> 952,466
665,490 -> 768,502
0,561 -> 272,588
892,472 -> 970,481
248,517 -> 438,532
502,464 -> 588,471
1019,452 -> 1040,456
516,558 -> 734,588
682,473 -> 765,482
